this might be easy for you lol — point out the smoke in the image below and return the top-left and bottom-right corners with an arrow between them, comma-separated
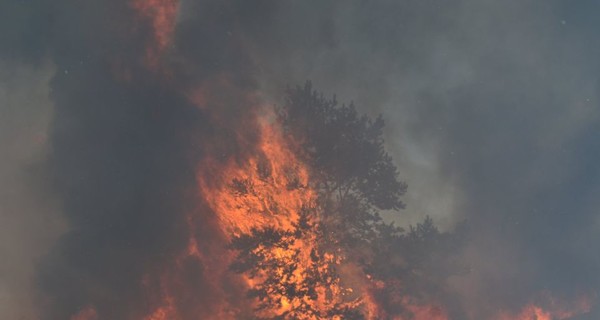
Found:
2,1 -> 203,318
0,60 -> 63,320
0,1 -> 287,318
1,0 -> 599,318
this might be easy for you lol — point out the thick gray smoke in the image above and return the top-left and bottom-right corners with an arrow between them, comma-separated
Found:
1,0 -> 599,319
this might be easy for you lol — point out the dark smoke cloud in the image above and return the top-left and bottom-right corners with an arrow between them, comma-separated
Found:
26,3 -> 209,319
2,1 -> 215,318
0,1 -> 295,318
2,0 -> 600,319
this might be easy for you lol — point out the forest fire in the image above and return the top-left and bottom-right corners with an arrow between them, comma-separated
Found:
199,114 -> 315,238
198,113 -> 359,319
146,101 -> 450,319
138,102 -> 591,319
41,0 -> 592,319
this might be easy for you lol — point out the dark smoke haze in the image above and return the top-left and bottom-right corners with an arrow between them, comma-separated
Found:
1,0 -> 599,319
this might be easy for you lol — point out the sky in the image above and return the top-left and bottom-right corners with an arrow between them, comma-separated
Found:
1,0 -> 600,319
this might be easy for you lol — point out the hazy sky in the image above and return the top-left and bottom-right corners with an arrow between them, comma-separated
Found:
1,0 -> 599,319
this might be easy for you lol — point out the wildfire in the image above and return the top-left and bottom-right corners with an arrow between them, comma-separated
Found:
63,2 -> 596,319
135,105 -> 357,319
199,115 -> 314,238
197,111 -> 361,319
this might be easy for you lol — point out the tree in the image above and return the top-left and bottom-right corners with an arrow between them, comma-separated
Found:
279,82 -> 407,246
230,207 -> 364,320
228,82 -> 465,319
367,216 -> 468,318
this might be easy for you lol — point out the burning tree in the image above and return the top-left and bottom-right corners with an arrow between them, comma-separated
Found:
218,82 -> 462,319
28,0 -> 594,318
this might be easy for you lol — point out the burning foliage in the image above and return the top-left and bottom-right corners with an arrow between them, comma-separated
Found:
194,83 -> 461,319
6,0 -> 592,319
130,0 -> 178,69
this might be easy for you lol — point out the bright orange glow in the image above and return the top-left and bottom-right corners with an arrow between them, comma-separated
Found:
199,116 -> 314,238
64,80 -> 594,318
133,103 -> 353,318
198,111 -> 360,318
128,97 -> 458,319
361,278 -> 449,320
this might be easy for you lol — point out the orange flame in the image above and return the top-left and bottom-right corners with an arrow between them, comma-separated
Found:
199,115 -> 314,238
64,95 -> 595,319
197,110 -> 357,318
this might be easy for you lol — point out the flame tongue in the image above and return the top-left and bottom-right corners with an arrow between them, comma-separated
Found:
198,111 -> 360,319
200,115 -> 313,238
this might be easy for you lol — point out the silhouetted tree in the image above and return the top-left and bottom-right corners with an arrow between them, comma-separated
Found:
279,82 -> 408,250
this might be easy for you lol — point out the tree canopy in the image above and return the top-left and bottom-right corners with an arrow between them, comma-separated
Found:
228,82 -> 465,319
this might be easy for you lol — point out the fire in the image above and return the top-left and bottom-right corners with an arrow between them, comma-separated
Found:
136,106 -> 360,319
193,107 -> 454,319
42,0 -> 590,320
130,0 -> 179,69
199,115 -> 314,238
62,3 -> 596,318
362,278 -> 449,320
495,295 -> 592,320
197,111 -> 362,318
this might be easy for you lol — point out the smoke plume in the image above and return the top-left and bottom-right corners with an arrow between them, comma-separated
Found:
1,0 -> 599,319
